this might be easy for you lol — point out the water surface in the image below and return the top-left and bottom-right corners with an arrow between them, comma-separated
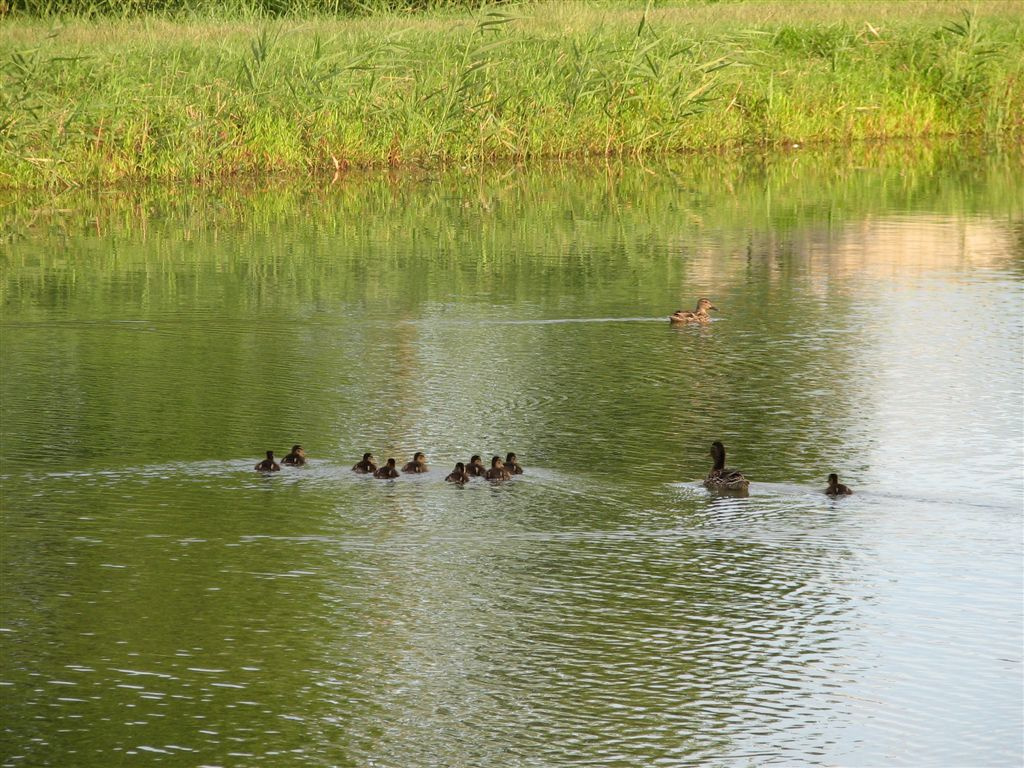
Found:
2,144 -> 1022,767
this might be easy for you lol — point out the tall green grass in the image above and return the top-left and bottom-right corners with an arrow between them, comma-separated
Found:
4,0 -> 481,17
1,1 -> 1022,188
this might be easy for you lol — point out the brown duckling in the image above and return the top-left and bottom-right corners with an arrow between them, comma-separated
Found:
485,455 -> 512,481
374,458 -> 399,479
504,452 -> 524,475
352,452 -> 377,474
402,452 -> 428,474
255,450 -> 281,472
826,473 -> 853,496
282,444 -> 306,466
445,462 -> 470,484
702,441 -> 749,493
670,298 -> 717,324
466,455 -> 487,477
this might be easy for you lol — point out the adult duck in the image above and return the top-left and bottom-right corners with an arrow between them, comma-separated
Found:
670,298 -> 717,324
826,473 -> 853,496
703,441 -> 749,492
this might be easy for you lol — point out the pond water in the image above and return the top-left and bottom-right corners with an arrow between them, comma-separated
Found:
1,144 -> 1022,767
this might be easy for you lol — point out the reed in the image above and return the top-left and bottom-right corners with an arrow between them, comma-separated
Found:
4,0 -> 477,16
1,1 -> 1022,188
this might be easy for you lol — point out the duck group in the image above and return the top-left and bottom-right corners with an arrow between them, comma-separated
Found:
256,446 -> 524,483
669,298 -> 855,497
254,444 -> 306,471
254,300 -> 855,498
698,439 -> 853,497
256,438 -> 850,498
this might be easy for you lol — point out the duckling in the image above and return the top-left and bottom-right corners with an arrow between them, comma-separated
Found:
702,441 -> 749,492
282,444 -> 306,466
504,452 -> 524,475
466,455 -> 487,477
352,452 -> 377,474
485,455 -> 511,481
255,450 -> 281,472
670,298 -> 718,324
402,451 -> 428,474
374,458 -> 399,479
826,473 -> 853,496
445,462 -> 470,484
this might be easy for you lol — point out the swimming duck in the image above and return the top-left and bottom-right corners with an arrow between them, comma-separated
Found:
466,455 -> 486,477
445,462 -> 470,484
670,298 -> 717,324
374,458 -> 399,479
703,441 -> 749,492
402,452 -> 428,474
255,450 -> 281,472
485,455 -> 511,481
282,444 -> 306,466
826,473 -> 853,496
504,452 -> 523,475
352,452 -> 377,474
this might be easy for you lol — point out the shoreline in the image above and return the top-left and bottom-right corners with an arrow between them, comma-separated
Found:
3,140 -> 1020,240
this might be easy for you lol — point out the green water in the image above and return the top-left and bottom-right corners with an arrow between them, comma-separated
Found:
1,144 -> 1022,767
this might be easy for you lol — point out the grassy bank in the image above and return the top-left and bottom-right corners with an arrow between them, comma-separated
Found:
2,1 -> 1022,188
